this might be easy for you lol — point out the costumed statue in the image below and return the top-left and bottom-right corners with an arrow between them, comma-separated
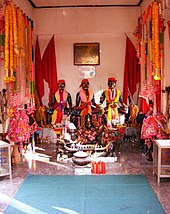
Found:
100,77 -> 127,127
50,79 -> 72,125
129,103 -> 139,125
75,79 -> 96,127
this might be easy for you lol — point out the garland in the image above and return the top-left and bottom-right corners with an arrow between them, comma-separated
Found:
30,20 -> 34,97
25,17 -> 33,97
4,1 -> 35,101
17,7 -> 25,58
152,1 -> 161,81
0,8 -> 4,60
9,2 -> 14,79
4,2 -> 34,95
4,1 -> 18,83
4,3 -> 10,82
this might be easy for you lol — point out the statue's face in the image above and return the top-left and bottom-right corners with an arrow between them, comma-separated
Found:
108,80 -> 116,89
58,82 -> 65,90
82,82 -> 89,90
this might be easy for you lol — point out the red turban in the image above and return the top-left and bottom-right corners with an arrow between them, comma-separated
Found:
80,79 -> 89,87
108,77 -> 117,82
58,79 -> 65,84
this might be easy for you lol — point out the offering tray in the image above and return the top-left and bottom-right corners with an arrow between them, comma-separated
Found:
60,139 -> 111,154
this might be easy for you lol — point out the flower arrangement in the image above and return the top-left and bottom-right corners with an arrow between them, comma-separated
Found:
141,113 -> 168,139
7,106 -> 37,143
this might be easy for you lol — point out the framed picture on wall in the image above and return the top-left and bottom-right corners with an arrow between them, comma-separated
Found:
74,43 -> 100,65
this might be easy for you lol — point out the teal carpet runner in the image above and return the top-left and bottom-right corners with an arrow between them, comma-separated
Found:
5,174 -> 165,214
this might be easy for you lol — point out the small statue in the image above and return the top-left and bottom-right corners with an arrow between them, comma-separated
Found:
34,88 -> 47,127
129,103 -> 139,125
0,89 -> 8,134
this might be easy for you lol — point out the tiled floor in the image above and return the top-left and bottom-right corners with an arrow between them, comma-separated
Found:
0,140 -> 170,214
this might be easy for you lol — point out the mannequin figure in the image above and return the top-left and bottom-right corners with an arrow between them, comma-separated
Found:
50,79 -> 72,125
75,79 -> 96,127
100,77 -> 127,126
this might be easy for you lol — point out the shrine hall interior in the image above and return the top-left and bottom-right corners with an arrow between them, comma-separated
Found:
1,0 -> 170,214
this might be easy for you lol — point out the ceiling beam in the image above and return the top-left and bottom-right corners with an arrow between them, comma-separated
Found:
27,0 -> 144,9
27,0 -> 36,8
138,0 -> 143,6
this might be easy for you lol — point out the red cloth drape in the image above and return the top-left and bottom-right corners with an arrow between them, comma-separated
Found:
35,36 -> 44,104
167,21 -> 170,37
123,36 -> 140,104
139,97 -> 150,114
42,36 -> 58,103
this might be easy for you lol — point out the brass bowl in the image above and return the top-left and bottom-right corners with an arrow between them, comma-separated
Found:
72,151 -> 92,166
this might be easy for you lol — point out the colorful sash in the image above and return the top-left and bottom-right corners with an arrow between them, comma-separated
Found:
52,90 -> 68,124
104,88 -> 121,122
79,89 -> 93,116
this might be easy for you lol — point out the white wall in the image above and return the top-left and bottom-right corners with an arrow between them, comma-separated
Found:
34,7 -> 140,105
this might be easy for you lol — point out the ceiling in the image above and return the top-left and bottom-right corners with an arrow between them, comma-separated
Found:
27,0 -> 144,8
